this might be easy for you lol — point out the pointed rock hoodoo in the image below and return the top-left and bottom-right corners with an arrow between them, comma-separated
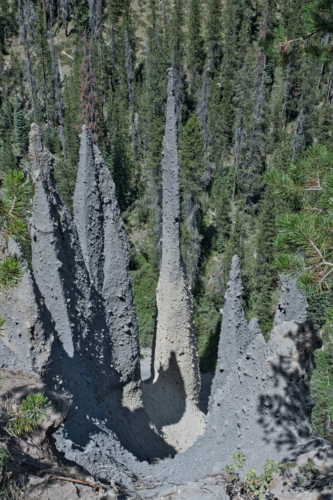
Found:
73,125 -> 140,385
73,125 -> 104,292
28,124 -> 141,476
147,69 -> 204,450
273,275 -> 308,327
151,319 -> 322,485
210,255 -> 259,403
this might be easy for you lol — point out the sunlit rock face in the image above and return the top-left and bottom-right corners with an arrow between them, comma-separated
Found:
73,124 -> 140,386
273,275 -> 308,327
209,255 -> 260,408
148,262 -> 322,485
0,236 -> 52,372
0,103 -> 322,497
147,68 -> 205,451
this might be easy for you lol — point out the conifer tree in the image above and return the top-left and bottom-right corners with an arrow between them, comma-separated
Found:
211,164 -> 231,252
0,110 -> 17,176
253,189 -> 277,333
33,1 -> 55,139
80,31 -> 99,142
18,0 -> 41,123
170,0 -> 185,121
63,58 -> 81,167
49,0 -> 66,157
72,0 -> 89,37
206,0 -> 222,74
187,0 -> 205,84
180,114 -> 205,285
14,98 -> 28,154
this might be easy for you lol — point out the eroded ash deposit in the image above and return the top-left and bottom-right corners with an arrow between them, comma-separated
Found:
0,70 -> 328,499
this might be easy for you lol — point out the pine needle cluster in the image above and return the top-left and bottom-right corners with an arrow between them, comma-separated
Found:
7,393 -> 51,436
266,145 -> 333,294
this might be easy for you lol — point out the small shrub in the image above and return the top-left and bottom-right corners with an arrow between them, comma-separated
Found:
224,452 -> 283,500
0,256 -> 25,291
8,393 -> 51,436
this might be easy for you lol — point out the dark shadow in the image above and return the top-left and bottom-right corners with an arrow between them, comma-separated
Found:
199,372 -> 214,414
142,352 -> 186,431
28,171 -> 178,463
35,283 -> 178,463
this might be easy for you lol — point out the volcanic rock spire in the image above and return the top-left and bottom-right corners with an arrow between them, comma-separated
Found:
273,275 -> 308,327
148,69 -> 204,450
209,255 -> 259,402
73,125 -> 140,384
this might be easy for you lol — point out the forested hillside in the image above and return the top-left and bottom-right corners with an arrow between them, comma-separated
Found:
0,0 -> 333,440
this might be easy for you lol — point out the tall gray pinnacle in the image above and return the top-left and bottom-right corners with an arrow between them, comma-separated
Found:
28,123 -> 144,475
73,125 -> 104,292
148,69 -> 205,451
209,255 -> 259,404
73,125 -> 140,384
159,68 -> 182,283
273,275 -> 308,327
74,125 -> 140,383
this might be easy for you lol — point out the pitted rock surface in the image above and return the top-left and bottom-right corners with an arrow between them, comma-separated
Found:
28,124 -> 145,479
74,125 -> 140,385
209,255 -> 259,407
274,275 -> 308,327
148,319 -> 322,484
73,125 -> 104,292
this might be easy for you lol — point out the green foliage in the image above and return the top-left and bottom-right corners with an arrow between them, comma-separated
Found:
187,0 -> 205,78
224,452 -> 283,500
266,145 -> 333,292
130,247 -> 158,347
0,169 -> 32,242
179,115 -> 205,284
0,315 -> 5,336
7,392 -> 51,436
180,115 -> 205,195
311,342 -> 333,440
253,190 -> 277,333
13,99 -> 28,154
194,287 -> 221,372
0,445 -> 7,470
72,0 -> 90,36
0,256 -> 25,291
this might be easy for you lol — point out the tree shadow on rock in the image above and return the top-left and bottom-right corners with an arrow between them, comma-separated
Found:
257,321 -> 323,455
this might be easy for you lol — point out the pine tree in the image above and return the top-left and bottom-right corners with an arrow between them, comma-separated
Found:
211,164 -> 232,252
17,0 -> 41,123
0,110 -> 17,176
33,1 -> 56,146
180,114 -> 205,285
206,0 -> 222,74
72,0 -> 89,37
187,0 -> 205,83
109,99 -> 135,211
170,0 -> 186,121
63,57 -> 81,167
80,31 -> 99,142
13,98 -> 28,154
253,189 -> 277,333
222,207 -> 245,295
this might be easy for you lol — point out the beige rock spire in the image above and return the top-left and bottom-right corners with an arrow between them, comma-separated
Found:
145,69 -> 205,451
